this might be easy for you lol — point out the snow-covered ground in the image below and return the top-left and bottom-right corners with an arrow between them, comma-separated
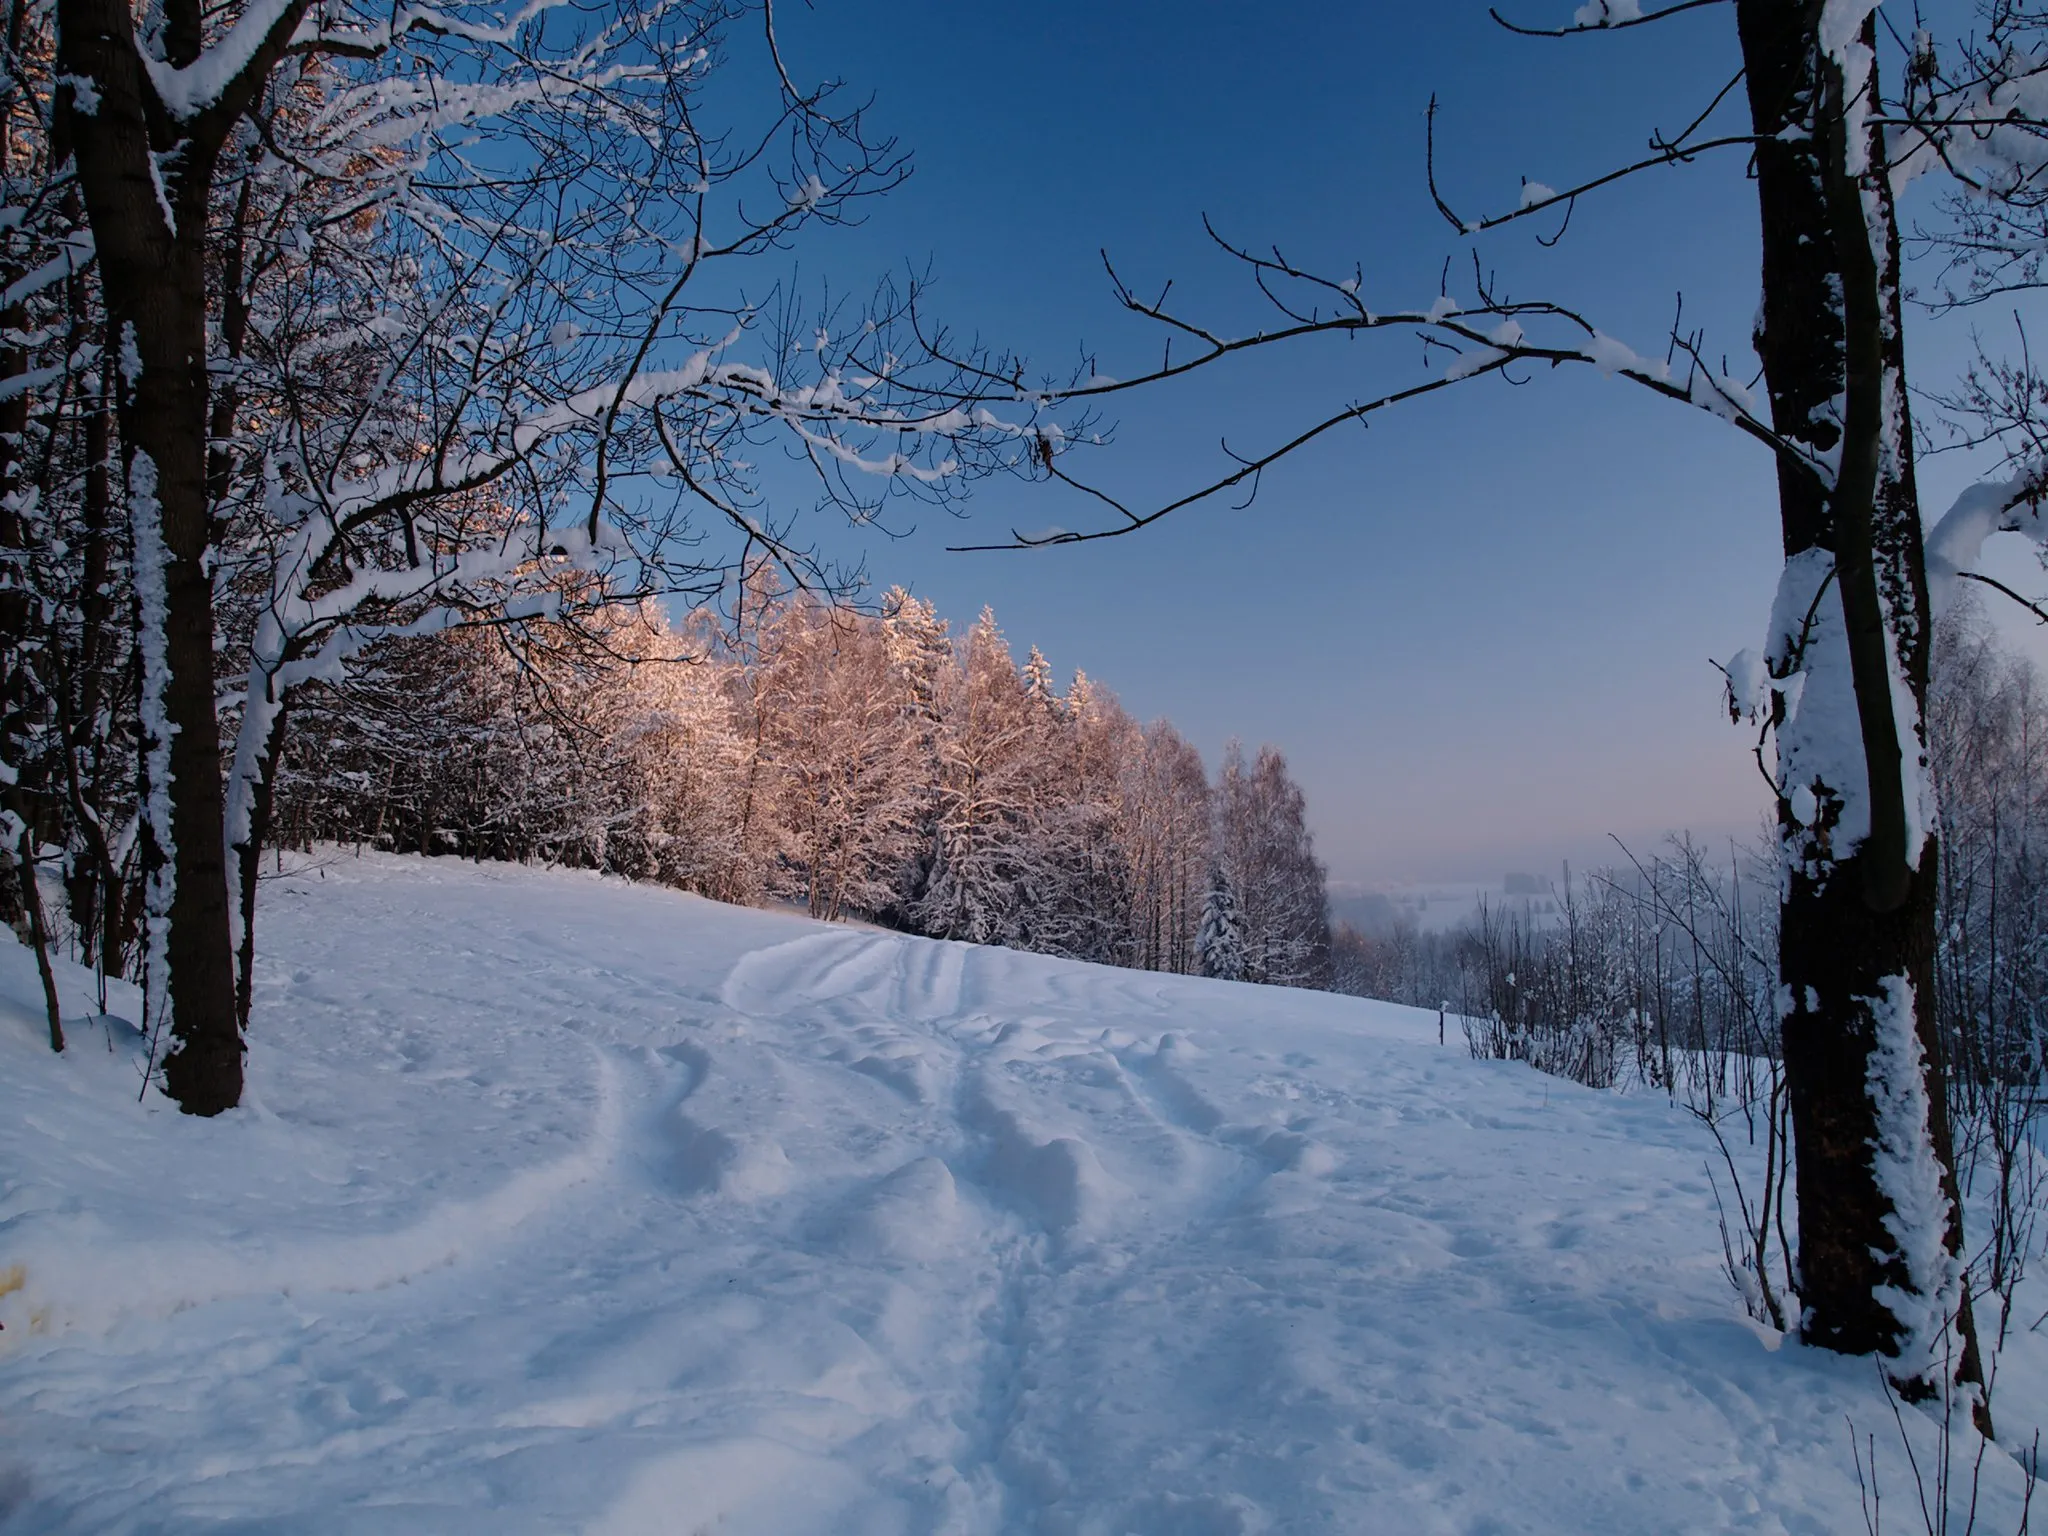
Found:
1,852 -> 2040,1533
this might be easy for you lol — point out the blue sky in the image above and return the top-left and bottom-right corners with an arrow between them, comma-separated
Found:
748,0 -> 2045,885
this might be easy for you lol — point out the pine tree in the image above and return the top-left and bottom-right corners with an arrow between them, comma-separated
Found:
879,588 -> 953,925
1023,645 -> 1060,718
1197,869 -> 1247,982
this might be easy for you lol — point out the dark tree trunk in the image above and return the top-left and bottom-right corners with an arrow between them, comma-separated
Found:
14,818 -> 63,1051
53,0 -> 301,1114
54,343 -> 127,981
234,701 -> 289,1031
141,326 -> 244,1114
1736,0 -> 1986,1418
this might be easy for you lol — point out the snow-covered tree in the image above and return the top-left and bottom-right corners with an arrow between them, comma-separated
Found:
563,608 -> 751,895
1121,721 -> 1214,975
878,587 -> 953,924
1023,645 -> 1060,719
1213,742 -> 1331,989
1016,667 -> 1136,964
9,0 -> 1072,1112
1196,869 -> 1247,982
754,600 -> 922,922
916,608 -> 1039,946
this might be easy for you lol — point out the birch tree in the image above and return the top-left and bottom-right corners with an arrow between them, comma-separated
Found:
1123,720 -> 1213,976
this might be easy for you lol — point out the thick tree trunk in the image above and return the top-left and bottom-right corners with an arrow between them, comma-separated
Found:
143,336 -> 243,1115
1737,0 -> 1986,1419
57,0 -> 243,1114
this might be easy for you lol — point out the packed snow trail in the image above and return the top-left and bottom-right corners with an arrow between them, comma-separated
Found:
0,854 -> 2040,1533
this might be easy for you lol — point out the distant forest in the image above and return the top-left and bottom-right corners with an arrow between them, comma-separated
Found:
270,584 -> 1336,990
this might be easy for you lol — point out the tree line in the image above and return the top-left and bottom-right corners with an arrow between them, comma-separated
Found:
261,583 -> 1333,986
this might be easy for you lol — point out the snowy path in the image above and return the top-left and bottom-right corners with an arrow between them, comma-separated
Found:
0,853 -> 2039,1533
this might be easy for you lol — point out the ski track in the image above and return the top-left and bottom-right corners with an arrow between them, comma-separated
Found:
0,851 -> 2042,1534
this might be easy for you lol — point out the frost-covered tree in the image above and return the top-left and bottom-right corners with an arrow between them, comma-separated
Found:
557,609 -> 751,893
916,608 -> 1038,946
1017,668 -> 1136,964
1022,645 -> 1060,718
269,584 -> 1332,997
1923,597 -> 2048,1348
1213,742 -> 1331,989
1122,721 -> 1213,975
1196,868 -> 1247,982
278,595 -> 756,887
878,587 -> 952,924
754,600 -> 921,922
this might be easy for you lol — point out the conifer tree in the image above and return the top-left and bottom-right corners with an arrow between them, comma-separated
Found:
1197,868 -> 1248,982
1023,646 -> 1060,718
880,588 -> 955,925
916,608 -> 1038,945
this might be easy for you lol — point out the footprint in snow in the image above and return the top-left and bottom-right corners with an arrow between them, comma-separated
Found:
833,1157 -> 963,1263
662,1111 -> 792,1200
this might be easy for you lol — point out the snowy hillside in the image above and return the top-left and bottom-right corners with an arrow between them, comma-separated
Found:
0,853 -> 2039,1533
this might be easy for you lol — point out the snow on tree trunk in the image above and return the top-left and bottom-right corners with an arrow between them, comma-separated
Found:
128,455 -> 177,1071
1735,0 -> 1984,1413
56,0 -> 305,1114
1865,975 -> 1966,1387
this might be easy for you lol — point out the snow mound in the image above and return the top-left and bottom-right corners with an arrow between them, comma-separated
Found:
0,851 -> 2040,1534
834,1156 -> 964,1263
